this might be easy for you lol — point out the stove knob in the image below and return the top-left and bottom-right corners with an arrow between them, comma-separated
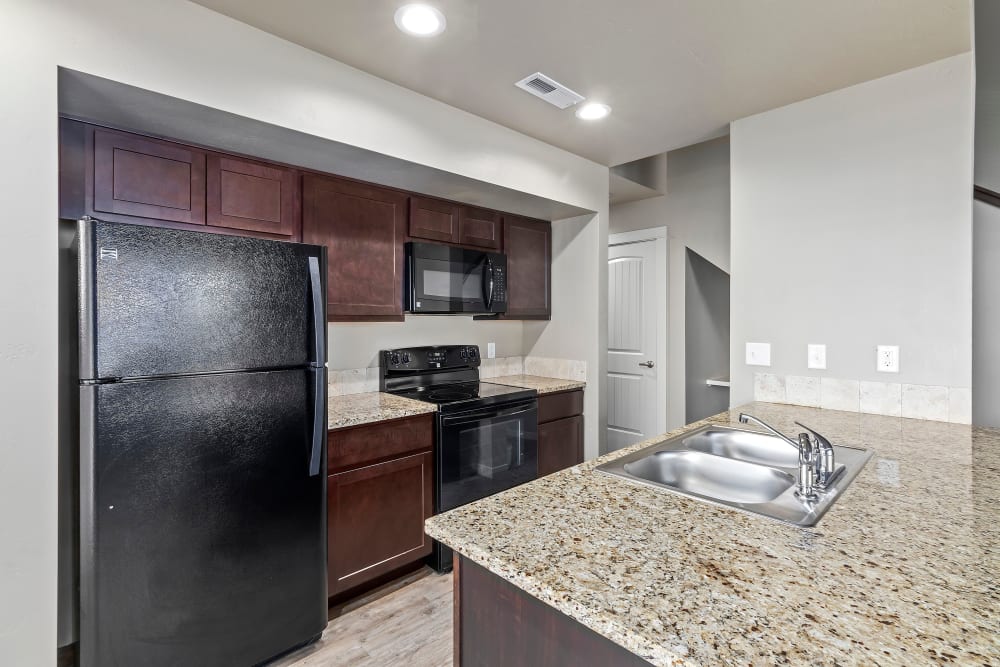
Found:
460,349 -> 468,359
468,347 -> 477,359
390,352 -> 400,365
402,353 -> 411,363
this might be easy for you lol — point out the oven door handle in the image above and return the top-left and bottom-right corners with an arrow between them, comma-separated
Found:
441,402 -> 536,424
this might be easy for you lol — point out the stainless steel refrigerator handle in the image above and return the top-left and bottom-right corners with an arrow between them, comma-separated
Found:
308,256 -> 325,477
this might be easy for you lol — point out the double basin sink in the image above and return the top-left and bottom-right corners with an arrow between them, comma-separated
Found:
596,424 -> 872,526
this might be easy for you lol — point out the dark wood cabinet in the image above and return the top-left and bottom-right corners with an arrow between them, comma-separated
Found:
409,196 -> 460,243
93,127 -> 207,225
206,154 -> 299,238
455,556 -> 650,666
538,415 -> 583,477
327,450 -> 433,596
459,206 -> 502,249
302,174 -> 408,321
326,413 -> 434,598
504,216 -> 552,319
536,389 -> 584,477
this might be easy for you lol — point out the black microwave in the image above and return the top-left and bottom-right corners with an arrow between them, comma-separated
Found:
405,242 -> 508,314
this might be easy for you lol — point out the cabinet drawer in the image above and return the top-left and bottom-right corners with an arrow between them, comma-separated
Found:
538,389 -> 584,424
328,414 -> 434,472
327,451 -> 433,596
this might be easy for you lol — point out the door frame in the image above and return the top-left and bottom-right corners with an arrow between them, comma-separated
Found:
607,227 -> 669,442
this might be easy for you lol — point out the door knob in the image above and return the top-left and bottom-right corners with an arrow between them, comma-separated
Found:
639,361 -> 654,368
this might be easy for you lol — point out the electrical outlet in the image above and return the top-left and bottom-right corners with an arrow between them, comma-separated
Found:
745,342 -> 771,367
487,342 -> 496,359
807,344 -> 827,370
876,345 -> 899,373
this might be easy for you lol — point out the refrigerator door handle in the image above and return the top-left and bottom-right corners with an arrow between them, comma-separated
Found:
308,255 -> 325,477
309,367 -> 324,477
308,256 -> 324,364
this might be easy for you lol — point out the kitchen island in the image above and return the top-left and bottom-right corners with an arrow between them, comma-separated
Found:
424,402 -> 999,666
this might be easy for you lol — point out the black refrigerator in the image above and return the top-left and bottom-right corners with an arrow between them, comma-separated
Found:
74,218 -> 328,666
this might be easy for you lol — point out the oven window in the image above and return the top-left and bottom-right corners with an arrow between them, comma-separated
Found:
439,407 -> 538,512
422,267 -> 481,301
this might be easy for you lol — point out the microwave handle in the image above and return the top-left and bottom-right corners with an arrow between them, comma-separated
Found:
483,257 -> 495,310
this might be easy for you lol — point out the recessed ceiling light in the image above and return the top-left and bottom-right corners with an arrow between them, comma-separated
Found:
394,4 -> 446,37
576,103 -> 611,120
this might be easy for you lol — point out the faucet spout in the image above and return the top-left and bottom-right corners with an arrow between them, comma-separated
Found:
737,413 -> 801,450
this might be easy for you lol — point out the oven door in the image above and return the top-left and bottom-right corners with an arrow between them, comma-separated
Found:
437,400 -> 538,512
406,242 -> 507,314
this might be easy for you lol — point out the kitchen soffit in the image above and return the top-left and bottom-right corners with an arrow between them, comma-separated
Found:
189,0 -> 970,166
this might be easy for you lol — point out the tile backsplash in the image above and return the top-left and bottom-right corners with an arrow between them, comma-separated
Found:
330,356 -> 587,397
754,373 -> 971,424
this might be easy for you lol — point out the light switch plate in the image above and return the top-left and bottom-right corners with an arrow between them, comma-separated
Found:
745,342 -> 771,367
807,344 -> 827,370
876,345 -> 899,373
487,342 -> 496,359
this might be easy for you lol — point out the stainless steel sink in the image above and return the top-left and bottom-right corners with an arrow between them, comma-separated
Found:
596,424 -> 872,526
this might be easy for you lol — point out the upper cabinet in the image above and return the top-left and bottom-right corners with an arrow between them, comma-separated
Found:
503,216 -> 552,319
206,154 -> 299,237
302,174 -> 408,322
93,127 -> 207,225
409,196 -> 460,243
60,119 -> 301,240
459,206 -> 502,250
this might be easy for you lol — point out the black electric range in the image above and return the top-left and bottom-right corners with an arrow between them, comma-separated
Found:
380,345 -> 539,572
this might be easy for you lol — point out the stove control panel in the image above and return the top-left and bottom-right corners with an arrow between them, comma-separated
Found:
380,345 -> 481,372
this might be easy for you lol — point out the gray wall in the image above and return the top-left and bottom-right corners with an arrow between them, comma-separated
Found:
685,250 -> 730,423
973,201 -> 1000,426
610,137 -> 731,429
329,319 -> 523,369
975,0 -> 1000,192
973,1 -> 1000,426
730,53 -> 974,405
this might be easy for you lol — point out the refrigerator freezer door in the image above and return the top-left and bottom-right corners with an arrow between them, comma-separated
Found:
79,370 -> 327,667
78,219 -> 325,380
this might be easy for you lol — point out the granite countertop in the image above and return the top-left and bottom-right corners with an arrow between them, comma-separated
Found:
328,391 -> 437,430
489,374 -> 586,395
425,402 -> 999,665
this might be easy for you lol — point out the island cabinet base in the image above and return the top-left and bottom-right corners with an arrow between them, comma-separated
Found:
454,556 -> 651,667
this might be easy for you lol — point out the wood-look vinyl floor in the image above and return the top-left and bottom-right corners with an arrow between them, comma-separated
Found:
272,568 -> 454,667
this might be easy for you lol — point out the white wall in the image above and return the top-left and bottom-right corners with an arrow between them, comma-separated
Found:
0,0 -> 607,663
610,137 -> 731,429
730,53 -> 974,406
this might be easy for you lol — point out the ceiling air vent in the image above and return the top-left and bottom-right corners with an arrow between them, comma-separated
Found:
515,72 -> 584,109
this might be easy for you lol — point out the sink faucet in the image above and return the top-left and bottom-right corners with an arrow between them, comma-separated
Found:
738,413 -> 836,499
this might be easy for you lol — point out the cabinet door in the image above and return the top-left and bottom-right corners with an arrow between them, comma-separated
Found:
538,415 -> 583,477
503,216 -> 552,318
207,154 -> 299,238
302,174 -> 407,321
327,451 -> 433,596
459,206 -> 501,249
409,196 -> 460,243
93,128 -> 206,225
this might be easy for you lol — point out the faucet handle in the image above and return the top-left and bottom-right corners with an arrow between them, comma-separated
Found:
794,422 -> 832,451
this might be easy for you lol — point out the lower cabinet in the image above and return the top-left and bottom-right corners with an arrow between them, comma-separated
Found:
536,389 -> 585,477
326,414 -> 434,597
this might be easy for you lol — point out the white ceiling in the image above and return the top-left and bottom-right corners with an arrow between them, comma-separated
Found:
191,0 -> 970,166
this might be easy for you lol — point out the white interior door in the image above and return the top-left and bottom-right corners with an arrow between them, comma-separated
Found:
607,237 -> 664,451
